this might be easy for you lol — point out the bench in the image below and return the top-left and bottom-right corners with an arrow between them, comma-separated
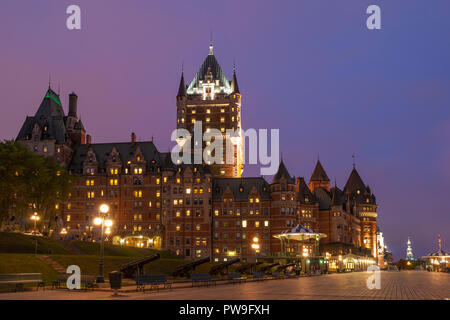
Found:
191,273 -> 216,287
0,273 -> 45,291
227,272 -> 246,284
252,272 -> 265,281
52,273 -> 97,290
135,274 -> 172,292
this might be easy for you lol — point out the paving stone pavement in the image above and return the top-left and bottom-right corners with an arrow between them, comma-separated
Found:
1,271 -> 449,300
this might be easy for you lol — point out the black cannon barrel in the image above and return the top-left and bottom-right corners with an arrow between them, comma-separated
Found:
276,262 -> 296,271
120,253 -> 160,278
172,257 -> 210,277
209,257 -> 240,275
259,262 -> 280,272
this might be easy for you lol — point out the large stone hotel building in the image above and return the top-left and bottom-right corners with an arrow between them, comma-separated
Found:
16,44 -> 379,263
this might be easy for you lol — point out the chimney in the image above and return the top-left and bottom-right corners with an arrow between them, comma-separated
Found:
68,92 -> 78,117
86,134 -> 91,146
131,132 -> 136,145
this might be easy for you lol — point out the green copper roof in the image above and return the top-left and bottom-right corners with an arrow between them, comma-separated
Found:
45,88 -> 62,106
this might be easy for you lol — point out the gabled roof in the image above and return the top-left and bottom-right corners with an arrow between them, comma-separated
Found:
297,177 -> 316,204
212,177 -> 271,201
16,87 -> 67,144
331,186 -> 344,206
313,187 -> 332,210
343,167 -> 366,194
271,159 -> 295,184
187,45 -> 231,93
69,141 -> 160,173
310,159 -> 330,182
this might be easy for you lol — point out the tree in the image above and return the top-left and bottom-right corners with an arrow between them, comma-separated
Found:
0,140 -> 73,233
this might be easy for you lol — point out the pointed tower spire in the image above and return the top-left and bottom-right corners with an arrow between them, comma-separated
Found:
209,32 -> 214,55
231,64 -> 240,94
309,158 -> 330,192
177,71 -> 187,97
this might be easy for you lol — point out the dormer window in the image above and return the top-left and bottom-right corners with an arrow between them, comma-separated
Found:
305,196 -> 309,202
357,189 -> 360,194
137,156 -> 141,162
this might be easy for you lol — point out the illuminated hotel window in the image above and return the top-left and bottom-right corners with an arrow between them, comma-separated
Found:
87,191 -> 94,198
186,210 -> 191,216
176,211 -> 181,217
264,221 -> 269,227
134,190 -> 143,198
220,117 -> 225,123
176,225 -> 181,231
163,177 -> 167,183
220,127 -> 225,132
206,117 -> 210,122
196,224 -> 201,231
173,199 -> 178,205
186,188 -> 191,194
192,110 -> 196,114
191,118 -> 196,124
156,214 -> 160,220
66,215 -> 71,222
242,220 -> 247,228
221,108 -> 225,113
181,118 -> 185,123
255,198 -> 260,203
156,191 -> 160,197
156,178 -> 160,185
199,188 -> 204,194
214,210 -> 219,216
255,221 -> 260,227
206,109 -> 210,114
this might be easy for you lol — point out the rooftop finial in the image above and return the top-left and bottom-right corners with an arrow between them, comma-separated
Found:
233,59 -> 236,72
209,30 -> 213,55
48,74 -> 51,89
352,154 -> 356,169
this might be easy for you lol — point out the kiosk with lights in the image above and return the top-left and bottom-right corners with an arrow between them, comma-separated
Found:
273,224 -> 327,274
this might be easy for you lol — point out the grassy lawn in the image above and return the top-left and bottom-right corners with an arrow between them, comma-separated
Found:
0,232 -> 70,255
71,241 -> 177,258
0,253 -> 59,291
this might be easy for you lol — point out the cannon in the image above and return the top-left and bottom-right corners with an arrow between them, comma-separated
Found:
276,262 -> 296,273
172,257 -> 210,277
120,253 -> 160,279
258,262 -> 280,273
235,262 -> 263,274
209,257 -> 240,276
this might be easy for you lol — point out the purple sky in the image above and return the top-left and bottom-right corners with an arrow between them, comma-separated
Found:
1,1 -> 449,259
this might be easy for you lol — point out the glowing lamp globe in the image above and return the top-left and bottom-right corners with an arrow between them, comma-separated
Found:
99,204 -> 110,214
104,219 -> 113,227
93,217 -> 102,225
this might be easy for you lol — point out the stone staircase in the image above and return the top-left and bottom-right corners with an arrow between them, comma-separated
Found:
36,254 -> 66,273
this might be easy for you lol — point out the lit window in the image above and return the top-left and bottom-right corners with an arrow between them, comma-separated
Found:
186,188 -> 191,194
156,178 -> 160,185
196,224 -> 201,231
242,220 -> 247,228
264,221 -> 269,227
220,117 -> 225,123
186,210 -> 191,216
176,225 -> 181,231
255,221 -> 260,227
66,215 -> 71,222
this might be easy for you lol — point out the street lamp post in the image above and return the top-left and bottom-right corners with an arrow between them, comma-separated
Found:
30,212 -> 40,234
93,204 -> 112,284
251,236 -> 260,262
